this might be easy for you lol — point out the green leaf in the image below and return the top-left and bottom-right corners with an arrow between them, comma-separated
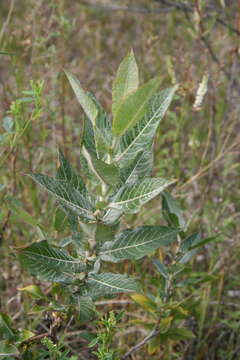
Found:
103,178 -> 175,223
180,232 -> 200,253
18,285 -> 47,300
86,273 -> 141,297
77,296 -> 96,321
164,327 -> 195,340
83,149 -> 119,186
0,313 -> 15,340
0,342 -> 19,357
178,233 -> 200,264
54,207 -> 68,232
95,223 -> 118,244
56,149 -> 86,194
3,116 -> 14,133
112,49 -> 139,115
115,87 -> 177,167
188,234 -> 219,250
64,70 -> 98,125
99,226 -> 179,262
152,258 -> 169,279
0,51 -> 15,56
112,77 -> 161,135
6,196 -> 38,227
119,149 -> 153,185
83,94 -> 112,159
28,174 -> 95,221
162,191 -> 185,229
18,240 -> 86,283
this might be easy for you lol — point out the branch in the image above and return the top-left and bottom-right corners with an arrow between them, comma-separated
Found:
121,326 -> 159,360
78,0 -> 181,14
79,1 -> 240,36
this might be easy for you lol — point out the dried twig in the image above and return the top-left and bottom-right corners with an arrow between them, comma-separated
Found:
121,326 -> 159,360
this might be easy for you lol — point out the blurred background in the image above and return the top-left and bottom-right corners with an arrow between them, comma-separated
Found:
0,1 -> 240,359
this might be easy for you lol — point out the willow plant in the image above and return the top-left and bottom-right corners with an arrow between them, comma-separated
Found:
18,50 -> 206,322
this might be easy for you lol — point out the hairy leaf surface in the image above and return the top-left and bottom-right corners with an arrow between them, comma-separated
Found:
57,149 -> 86,194
18,240 -> 86,283
65,70 -> 98,125
86,273 -> 141,297
105,178 -> 175,220
113,77 -> 161,135
28,174 -> 95,221
112,49 -> 139,115
99,226 -> 179,262
115,87 -> 177,167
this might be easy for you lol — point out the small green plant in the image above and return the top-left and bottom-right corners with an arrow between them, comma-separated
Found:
89,311 -> 123,360
17,51 -> 216,357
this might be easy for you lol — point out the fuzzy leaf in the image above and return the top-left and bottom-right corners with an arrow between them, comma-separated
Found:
113,77 -> 161,135
77,296 -> 96,321
83,149 -> 119,186
18,240 -> 86,283
65,70 -> 98,125
0,342 -> 19,356
99,226 -> 179,262
83,93 -> 112,159
86,273 -> 141,297
112,49 -> 139,115
57,149 -> 86,194
115,87 -> 177,167
119,149 -> 153,185
28,174 -> 95,221
103,178 -> 175,223
152,258 -> 169,279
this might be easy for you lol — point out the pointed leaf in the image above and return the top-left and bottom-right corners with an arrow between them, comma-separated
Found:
18,240 -> 86,283
152,258 -> 169,279
105,178 -> 175,219
180,232 -> 200,253
83,93 -> 112,159
112,49 -> 139,115
119,149 -> 153,186
57,149 -> 86,194
86,273 -> 141,298
0,313 -> 15,340
65,70 -> 98,125
115,87 -> 177,167
83,149 -> 119,186
28,174 -> 95,221
162,191 -> 185,229
78,296 -> 96,321
113,77 -> 161,135
0,342 -> 19,356
131,294 -> 156,313
18,285 -> 47,300
99,226 -> 179,262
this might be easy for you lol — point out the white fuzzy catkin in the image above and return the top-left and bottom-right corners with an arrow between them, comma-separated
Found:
193,73 -> 209,111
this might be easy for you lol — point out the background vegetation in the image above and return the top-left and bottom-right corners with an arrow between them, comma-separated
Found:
0,0 -> 239,359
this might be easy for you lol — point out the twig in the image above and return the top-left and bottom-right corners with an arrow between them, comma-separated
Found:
121,326 -> 159,359
22,332 -> 50,344
78,0 -> 178,14
79,0 -> 240,37
0,0 -> 15,45
95,300 -> 134,306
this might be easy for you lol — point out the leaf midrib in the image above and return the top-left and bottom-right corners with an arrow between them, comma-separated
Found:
89,277 -> 134,292
115,89 -> 174,162
23,250 -> 82,265
109,180 -> 172,207
29,175 -> 94,218
99,229 -> 176,256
